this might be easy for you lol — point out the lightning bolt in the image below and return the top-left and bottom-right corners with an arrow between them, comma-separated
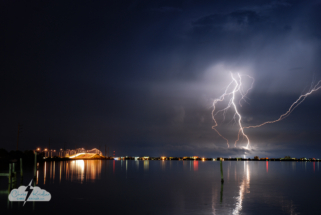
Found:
213,73 -> 321,149
239,74 -> 254,107
212,73 -> 254,148
23,179 -> 34,206
235,79 -> 321,148
231,74 -> 250,148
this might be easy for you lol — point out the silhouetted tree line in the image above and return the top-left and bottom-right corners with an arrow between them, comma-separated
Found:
0,148 -> 41,162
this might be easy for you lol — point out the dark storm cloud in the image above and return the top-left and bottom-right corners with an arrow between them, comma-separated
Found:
193,10 -> 264,28
1,0 -> 321,158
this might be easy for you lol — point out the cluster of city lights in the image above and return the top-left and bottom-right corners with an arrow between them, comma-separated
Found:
35,148 -> 64,158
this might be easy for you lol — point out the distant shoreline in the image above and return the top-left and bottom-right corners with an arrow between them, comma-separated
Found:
37,157 -> 319,162
1,149 -> 318,162
1,151 -> 318,163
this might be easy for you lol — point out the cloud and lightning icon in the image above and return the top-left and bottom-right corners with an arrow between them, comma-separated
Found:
8,179 -> 51,205
24,179 -> 34,206
212,73 -> 321,149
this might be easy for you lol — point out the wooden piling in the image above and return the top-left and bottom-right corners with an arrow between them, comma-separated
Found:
12,163 -> 16,185
34,152 -> 37,178
8,181 -> 11,193
20,158 -> 23,185
20,158 -> 23,178
220,181 -> 224,203
8,164 -> 11,184
220,159 -> 224,183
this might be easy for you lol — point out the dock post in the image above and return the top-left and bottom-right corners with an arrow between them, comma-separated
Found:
12,163 -> 16,186
34,152 -> 37,179
220,180 -> 224,203
8,181 -> 11,193
20,158 -> 23,184
13,163 -> 17,188
20,158 -> 23,177
8,164 -> 12,185
220,159 -> 224,183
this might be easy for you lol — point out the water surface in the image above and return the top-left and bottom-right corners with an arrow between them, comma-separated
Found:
1,160 -> 320,214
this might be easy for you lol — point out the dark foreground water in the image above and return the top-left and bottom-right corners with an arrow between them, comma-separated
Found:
1,160 -> 320,215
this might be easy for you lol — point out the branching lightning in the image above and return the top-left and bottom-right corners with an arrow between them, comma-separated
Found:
212,73 -> 321,149
231,74 -> 250,148
236,79 -> 321,148
212,73 -> 254,148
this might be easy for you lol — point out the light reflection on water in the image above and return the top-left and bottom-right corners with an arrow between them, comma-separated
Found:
232,162 -> 250,215
44,161 -> 46,184
1,160 -> 321,214
144,160 -> 149,170
42,160 -> 102,184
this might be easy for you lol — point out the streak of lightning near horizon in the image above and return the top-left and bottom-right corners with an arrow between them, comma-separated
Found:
212,73 -> 321,149
212,73 -> 253,148
236,79 -> 321,148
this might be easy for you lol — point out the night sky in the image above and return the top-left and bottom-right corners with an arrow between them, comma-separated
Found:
1,0 -> 321,158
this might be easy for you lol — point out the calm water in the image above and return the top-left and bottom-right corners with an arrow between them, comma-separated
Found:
1,160 -> 320,215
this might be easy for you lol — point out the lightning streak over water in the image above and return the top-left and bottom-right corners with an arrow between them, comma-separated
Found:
212,73 -> 254,148
235,80 -> 321,148
231,74 -> 250,148
212,74 -> 321,149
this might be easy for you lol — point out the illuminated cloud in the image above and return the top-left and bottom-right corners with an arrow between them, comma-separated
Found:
1,0 -> 321,158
